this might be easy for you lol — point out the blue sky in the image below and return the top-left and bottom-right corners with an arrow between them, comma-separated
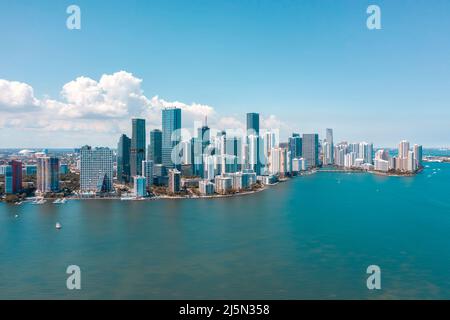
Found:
0,0 -> 449,148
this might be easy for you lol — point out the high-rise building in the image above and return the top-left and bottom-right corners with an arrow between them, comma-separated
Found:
264,131 -> 277,155
191,137 -> 204,177
268,147 -> 289,175
180,141 -> 191,165
413,144 -> 423,168
130,119 -> 146,177
117,134 -> 131,183
375,149 -> 390,161
323,129 -> 334,165
4,165 -> 13,194
5,160 -> 22,194
407,150 -> 416,172
37,157 -> 60,193
162,108 -> 182,170
302,134 -> 319,168
80,146 -> 114,193
399,140 -> 410,158
198,117 -> 210,153
168,169 -> 181,193
215,131 -> 226,156
334,143 -> 348,167
36,157 -> 60,194
398,140 -> 410,171
220,155 -> 238,174
246,113 -> 260,174
246,113 -> 260,135
288,133 -> 302,159
247,134 -> 261,175
133,176 -> 147,198
148,129 -> 162,164
226,136 -> 243,168
358,142 -> 373,164
142,160 -> 153,188
203,155 -> 215,181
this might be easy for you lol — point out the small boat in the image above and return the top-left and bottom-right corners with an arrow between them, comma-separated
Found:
55,222 -> 62,229
32,197 -> 47,205
53,199 -> 61,204
14,214 -> 19,218
120,196 -> 135,201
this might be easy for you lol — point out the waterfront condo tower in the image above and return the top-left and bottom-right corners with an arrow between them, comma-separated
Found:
36,157 -> 60,194
80,146 -> 114,193
302,134 -> 319,168
130,119 -> 146,177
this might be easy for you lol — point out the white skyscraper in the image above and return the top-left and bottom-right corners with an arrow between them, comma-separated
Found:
248,134 -> 259,173
269,147 -> 281,175
358,142 -> 373,164
203,155 -> 215,181
407,150 -> 416,172
398,140 -> 411,171
323,128 -> 334,165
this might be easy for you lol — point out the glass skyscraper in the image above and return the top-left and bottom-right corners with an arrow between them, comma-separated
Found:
117,134 -> 131,183
288,133 -> 302,159
148,129 -> 162,164
162,108 -> 181,170
302,134 -> 319,168
130,118 -> 146,177
246,113 -> 260,135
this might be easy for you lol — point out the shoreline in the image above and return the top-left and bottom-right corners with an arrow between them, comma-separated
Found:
53,184 -> 269,202
1,164 -> 442,204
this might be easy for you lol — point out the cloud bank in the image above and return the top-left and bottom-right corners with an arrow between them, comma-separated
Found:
0,71 -> 288,146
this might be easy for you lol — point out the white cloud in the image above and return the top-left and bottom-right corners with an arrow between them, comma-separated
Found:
0,71 -> 289,146
0,79 -> 40,110
58,71 -> 149,119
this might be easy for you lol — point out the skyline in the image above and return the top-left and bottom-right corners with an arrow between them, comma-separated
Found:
1,0 -> 450,147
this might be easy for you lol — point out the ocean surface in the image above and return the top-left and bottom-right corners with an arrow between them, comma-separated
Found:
1,162 -> 449,299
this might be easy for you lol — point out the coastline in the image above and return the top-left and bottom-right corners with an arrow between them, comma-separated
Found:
63,184 -> 269,202
2,164 -> 440,204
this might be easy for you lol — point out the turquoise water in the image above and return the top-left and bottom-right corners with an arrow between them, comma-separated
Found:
1,162 -> 449,299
